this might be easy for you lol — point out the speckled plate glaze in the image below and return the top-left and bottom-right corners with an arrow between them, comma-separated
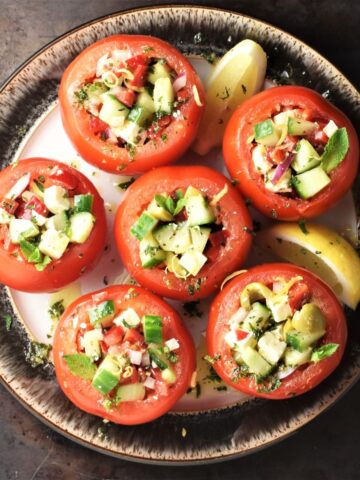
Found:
0,5 -> 359,465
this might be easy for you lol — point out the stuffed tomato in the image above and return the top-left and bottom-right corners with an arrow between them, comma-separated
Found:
0,158 -> 106,292
207,263 -> 347,399
114,166 -> 252,301
59,35 -> 205,174
223,86 -> 359,220
53,285 -> 196,424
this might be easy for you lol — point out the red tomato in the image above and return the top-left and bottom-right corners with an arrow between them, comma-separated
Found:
89,117 -> 108,135
113,87 -> 135,108
103,325 -> 125,346
0,158 -> 106,292
59,35 -> 205,174
288,281 -> 311,312
114,166 -> 252,301
53,285 -> 196,425
223,86 -> 359,220
123,328 -> 144,345
207,263 -> 347,399
17,195 -> 48,219
1,198 -> 19,215
48,168 -> 79,190
130,64 -> 148,87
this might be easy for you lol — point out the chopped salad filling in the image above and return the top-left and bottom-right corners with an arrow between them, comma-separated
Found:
74,49 -> 194,152
130,185 -> 229,279
226,276 -> 339,391
250,107 -> 349,200
0,168 -> 95,271
66,294 -> 180,408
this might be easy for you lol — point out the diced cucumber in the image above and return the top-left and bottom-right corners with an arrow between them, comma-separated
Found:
127,106 -> 153,127
116,383 -> 145,402
241,346 -> 272,377
284,347 -> 312,367
31,211 -> 48,227
85,81 -> 108,102
273,109 -> 297,125
184,186 -> 202,198
68,212 -> 95,244
240,282 -> 273,311
286,330 -> 325,352
153,223 -> 192,254
99,93 -> 129,128
112,120 -> 141,145
254,119 -> 280,147
114,307 -> 141,329
74,194 -> 93,213
0,208 -> 13,225
291,303 -> 326,334
143,315 -> 163,344
161,367 -> 177,384
189,226 -> 211,253
267,294 -> 292,323
148,61 -> 171,84
43,185 -> 70,214
153,77 -> 174,114
185,195 -> 215,227
83,329 -> 103,361
148,344 -> 169,370
136,90 -> 156,114
92,356 -> 122,394
89,300 -> 115,328
287,117 -> 316,136
46,211 -> 69,232
147,198 -> 173,221
232,332 -> 257,357
258,331 -> 287,365
292,166 -> 331,199
242,302 -> 271,332
131,213 -> 158,240
252,144 -> 273,174
30,180 -> 45,200
179,249 -> 207,276
265,168 -> 292,193
9,218 -> 39,243
139,233 -> 166,268
291,139 -> 321,173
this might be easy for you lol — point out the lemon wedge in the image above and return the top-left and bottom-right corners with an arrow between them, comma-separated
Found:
193,39 -> 267,155
255,223 -> 360,309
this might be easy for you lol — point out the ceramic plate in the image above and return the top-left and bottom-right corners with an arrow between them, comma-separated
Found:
0,5 -> 359,465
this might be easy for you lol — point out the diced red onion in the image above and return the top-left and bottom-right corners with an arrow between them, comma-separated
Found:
7,173 -> 31,200
128,349 -> 142,366
105,128 -> 118,144
141,351 -> 150,366
271,153 -> 294,185
108,345 -> 123,356
278,367 -> 296,380
144,376 -> 156,389
172,73 -> 187,93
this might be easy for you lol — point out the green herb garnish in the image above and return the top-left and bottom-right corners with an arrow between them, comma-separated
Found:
63,353 -> 97,380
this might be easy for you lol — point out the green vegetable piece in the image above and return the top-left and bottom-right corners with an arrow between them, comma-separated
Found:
35,255 -> 52,271
173,197 -> 188,215
130,213 -> 158,240
321,127 -> 349,173
25,341 -> 52,368
2,313 -> 12,331
20,239 -> 43,263
291,303 -> 326,334
148,344 -> 169,370
127,106 -> 152,126
63,353 -> 97,380
143,315 -> 163,344
92,356 -> 122,394
154,194 -> 174,214
89,300 -> 115,327
254,119 -> 273,139
74,194 -> 94,213
311,343 -> 339,362
48,300 -> 65,320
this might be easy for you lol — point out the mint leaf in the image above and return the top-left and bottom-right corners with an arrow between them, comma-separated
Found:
173,198 -> 188,215
311,343 -> 339,362
2,314 -> 12,331
321,127 -> 349,173
63,354 -> 97,380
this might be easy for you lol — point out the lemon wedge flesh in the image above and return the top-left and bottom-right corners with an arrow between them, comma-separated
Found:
256,223 -> 360,310
193,39 -> 267,155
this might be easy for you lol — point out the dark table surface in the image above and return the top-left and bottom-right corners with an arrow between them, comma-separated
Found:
0,1 -> 359,479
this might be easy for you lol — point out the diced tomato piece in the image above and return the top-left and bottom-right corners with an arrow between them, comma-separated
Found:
100,340 -> 109,354
119,367 -> 139,385
284,135 -> 298,151
174,209 -> 188,223
123,328 -> 144,345
76,324 -> 93,351
236,330 -> 248,340
26,196 -> 48,217
301,108 -> 313,121
268,147 -> 286,164
126,54 -> 149,69
0,225 -> 12,251
113,87 -> 136,108
89,116 -> 108,135
205,245 -> 220,263
104,325 -> 125,346
209,230 -> 230,247
288,281 -> 311,312
48,169 -> 79,190
147,115 -> 172,140
130,64 -> 148,87
313,130 -> 329,145
1,198 -> 19,215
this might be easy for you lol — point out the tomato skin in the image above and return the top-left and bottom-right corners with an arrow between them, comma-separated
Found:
223,86 -> 359,220
114,166 -> 253,301
53,285 -> 196,425
59,35 -> 205,174
0,158 -> 107,292
207,263 -> 347,399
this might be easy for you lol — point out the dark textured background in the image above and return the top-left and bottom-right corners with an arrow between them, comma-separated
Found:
0,1 -> 359,478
